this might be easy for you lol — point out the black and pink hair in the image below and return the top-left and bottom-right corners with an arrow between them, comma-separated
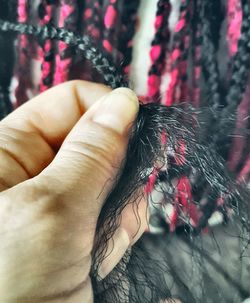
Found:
0,0 -> 250,302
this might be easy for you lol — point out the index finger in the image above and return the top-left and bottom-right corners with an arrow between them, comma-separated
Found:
2,80 -> 111,149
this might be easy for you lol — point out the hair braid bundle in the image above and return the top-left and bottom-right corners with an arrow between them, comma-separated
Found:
118,0 -> 140,74
82,0 -> 102,41
102,0 -> 120,58
195,1 -> 250,229
214,0 -> 250,154
0,0 -> 18,119
54,0 -> 78,85
200,0 -> 223,113
147,0 -> 171,101
227,0 -> 242,56
164,0 -> 191,106
1,1 -> 250,301
38,0 -> 57,92
0,20 -> 127,88
15,0 -> 32,105
191,0 -> 202,107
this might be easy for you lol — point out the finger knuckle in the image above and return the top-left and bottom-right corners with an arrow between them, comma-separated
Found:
66,124 -> 125,175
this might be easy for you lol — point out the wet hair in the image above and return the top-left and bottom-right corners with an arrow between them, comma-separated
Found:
0,0 -> 250,302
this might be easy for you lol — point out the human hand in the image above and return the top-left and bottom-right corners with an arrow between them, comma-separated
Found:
0,81 -> 148,303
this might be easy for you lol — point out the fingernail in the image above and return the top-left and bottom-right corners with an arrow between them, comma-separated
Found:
93,87 -> 139,135
98,227 -> 130,279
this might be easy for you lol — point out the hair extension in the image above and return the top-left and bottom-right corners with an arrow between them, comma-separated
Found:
147,0 -> 171,101
0,20 -> 126,88
92,103 -> 250,302
0,0 -> 18,119
38,0 -> 57,92
164,0 -> 191,106
117,0 -> 140,75
82,0 -> 102,41
102,0 -> 120,57
15,0 -> 32,106
176,0 -> 199,104
157,0 -> 194,231
214,0 -> 250,156
182,0 -> 225,228
1,13 -> 250,303
228,79 -> 250,173
227,0 -> 242,56
199,0 -> 223,114
191,0 -> 202,107
53,0 -> 78,86
75,0 -> 104,83
189,0 -> 249,229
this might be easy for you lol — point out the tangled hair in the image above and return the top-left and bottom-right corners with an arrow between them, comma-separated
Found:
0,0 -> 250,302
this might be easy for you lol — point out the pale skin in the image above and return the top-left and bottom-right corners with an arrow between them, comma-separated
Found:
0,81 -> 149,303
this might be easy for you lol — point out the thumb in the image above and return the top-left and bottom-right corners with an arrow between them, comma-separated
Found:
37,87 -> 139,224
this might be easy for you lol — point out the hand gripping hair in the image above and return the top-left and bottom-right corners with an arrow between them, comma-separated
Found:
0,0 -> 250,302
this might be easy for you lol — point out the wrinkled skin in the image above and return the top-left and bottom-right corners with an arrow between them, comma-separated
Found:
0,81 -> 148,303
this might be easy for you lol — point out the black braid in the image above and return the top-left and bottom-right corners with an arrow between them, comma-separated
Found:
118,0 -> 140,71
200,0 -> 223,113
148,0 -> 171,99
38,0 -> 57,90
191,0 -> 224,223
0,0 -> 17,119
178,0 -> 192,102
190,0 -> 202,105
54,0 -> 79,84
167,0 -> 190,104
214,0 -> 250,153
196,1 -> 250,230
0,20 -> 127,88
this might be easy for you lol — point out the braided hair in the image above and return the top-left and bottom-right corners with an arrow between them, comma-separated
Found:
1,1 -> 250,301
118,0 -> 140,75
54,0 -> 78,85
15,0 -> 32,105
38,0 -> 57,92
147,0 -> 171,101
0,0 -> 17,118
164,0 -> 191,106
